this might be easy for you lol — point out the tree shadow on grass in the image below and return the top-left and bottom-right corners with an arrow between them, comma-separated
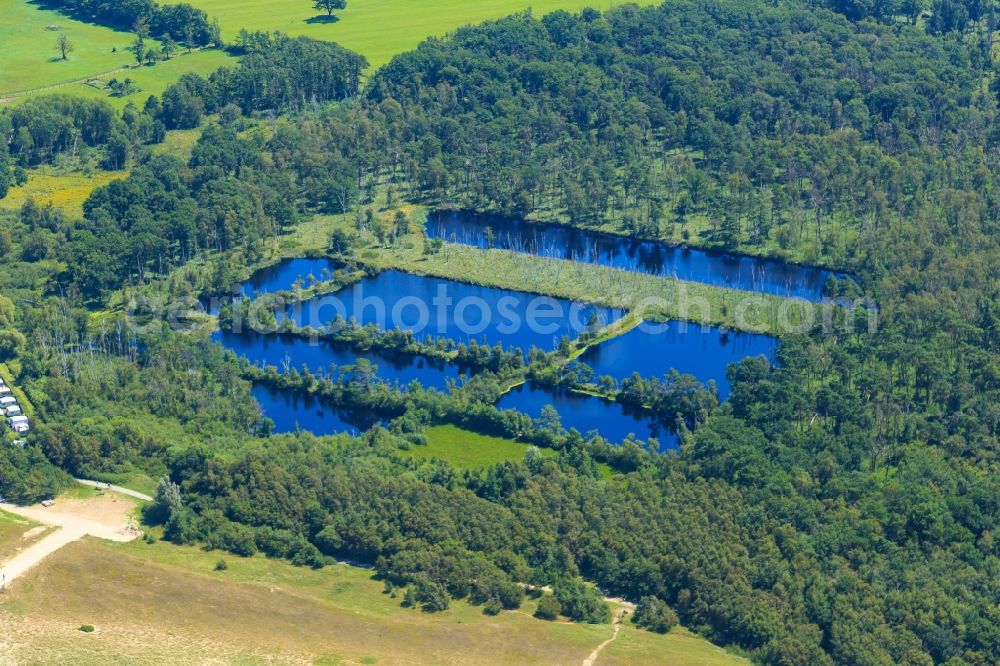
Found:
306,14 -> 340,24
306,14 -> 341,24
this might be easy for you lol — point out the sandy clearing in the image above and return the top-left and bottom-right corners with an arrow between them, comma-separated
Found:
0,492 -> 141,586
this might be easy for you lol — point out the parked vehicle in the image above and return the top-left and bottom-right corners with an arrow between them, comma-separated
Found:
7,415 -> 29,434
4,405 -> 21,417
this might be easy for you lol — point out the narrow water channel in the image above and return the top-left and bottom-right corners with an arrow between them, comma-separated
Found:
427,209 -> 847,301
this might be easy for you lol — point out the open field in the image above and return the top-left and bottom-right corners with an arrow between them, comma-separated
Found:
0,536 -> 746,665
80,473 -> 158,500
0,167 -> 126,218
1,1 -> 235,108
0,510 -> 51,563
188,0 -> 661,70
608,621 -> 749,666
36,48 -> 238,110
402,424 -> 550,469
404,425 -> 620,479
0,1 -> 137,96
151,127 -> 205,161
0,487 -> 141,588
0,125 -> 205,221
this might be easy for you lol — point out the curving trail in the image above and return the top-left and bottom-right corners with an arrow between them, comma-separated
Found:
581,606 -> 627,666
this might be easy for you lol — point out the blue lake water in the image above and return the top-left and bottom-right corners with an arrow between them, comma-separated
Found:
427,209 -> 846,301
241,258 -> 338,296
220,260 -> 783,447
498,383 -> 678,449
252,383 -> 381,435
219,330 -> 671,445
213,329 -> 467,392
578,322 -> 777,398
283,270 -> 626,353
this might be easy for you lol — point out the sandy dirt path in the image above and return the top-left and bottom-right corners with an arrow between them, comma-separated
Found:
0,490 -> 142,587
581,606 -> 627,666
76,479 -> 153,502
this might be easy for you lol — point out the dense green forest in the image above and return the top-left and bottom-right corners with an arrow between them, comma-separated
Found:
1,1 -> 999,664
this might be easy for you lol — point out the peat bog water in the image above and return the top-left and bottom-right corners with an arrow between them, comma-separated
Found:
427,209 -> 848,301
217,252 -> 783,445
212,328 -> 467,391
579,322 -> 777,398
240,257 -> 339,297
252,383 -> 381,435
498,383 -> 678,448
281,270 -> 626,352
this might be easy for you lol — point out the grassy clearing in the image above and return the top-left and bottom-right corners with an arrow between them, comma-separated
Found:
4,47 -> 237,110
84,48 -> 237,110
56,484 -> 106,501
0,167 -> 126,218
404,425 -> 618,479
401,424 -> 552,469
0,510 -> 50,562
150,126 -> 204,161
188,0 -> 661,70
2,1 -> 235,108
0,1 -> 137,96
1,122 -> 204,222
607,620 -> 750,666
0,537 -> 743,665
84,472 -> 158,499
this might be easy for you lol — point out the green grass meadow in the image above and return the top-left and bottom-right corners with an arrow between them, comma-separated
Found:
0,1 -> 136,96
43,48 -> 238,110
1,1 -> 234,107
402,424 -> 551,469
186,0 -> 661,69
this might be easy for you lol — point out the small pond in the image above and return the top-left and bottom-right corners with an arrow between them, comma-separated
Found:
252,383 -> 381,436
497,383 -> 678,449
240,257 -> 339,297
577,322 -> 777,398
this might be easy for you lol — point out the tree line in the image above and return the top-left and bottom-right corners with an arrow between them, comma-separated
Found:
37,0 -> 217,46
